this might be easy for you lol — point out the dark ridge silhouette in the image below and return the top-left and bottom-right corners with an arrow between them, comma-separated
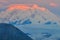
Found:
0,23 -> 33,40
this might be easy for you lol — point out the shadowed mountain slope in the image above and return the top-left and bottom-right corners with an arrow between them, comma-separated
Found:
0,23 -> 33,40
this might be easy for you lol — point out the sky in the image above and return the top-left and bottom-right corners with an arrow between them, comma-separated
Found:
0,0 -> 60,17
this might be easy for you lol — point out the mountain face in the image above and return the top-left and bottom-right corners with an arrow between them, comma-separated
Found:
0,7 -> 60,25
0,23 -> 33,40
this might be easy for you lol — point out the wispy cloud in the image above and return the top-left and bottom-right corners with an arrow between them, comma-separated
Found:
49,2 -> 58,7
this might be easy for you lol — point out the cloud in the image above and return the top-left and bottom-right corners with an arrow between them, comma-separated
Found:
31,4 -> 39,10
7,4 -> 30,11
6,4 -> 47,12
39,7 -> 46,11
31,4 -> 46,11
49,2 -> 58,7
0,0 -> 59,12
0,0 -> 60,8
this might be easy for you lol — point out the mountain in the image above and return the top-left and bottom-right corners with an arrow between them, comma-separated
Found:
0,23 -> 33,40
0,5 -> 60,25
0,5 -> 60,40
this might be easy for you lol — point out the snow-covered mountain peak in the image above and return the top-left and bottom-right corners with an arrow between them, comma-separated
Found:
0,5 -> 60,25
